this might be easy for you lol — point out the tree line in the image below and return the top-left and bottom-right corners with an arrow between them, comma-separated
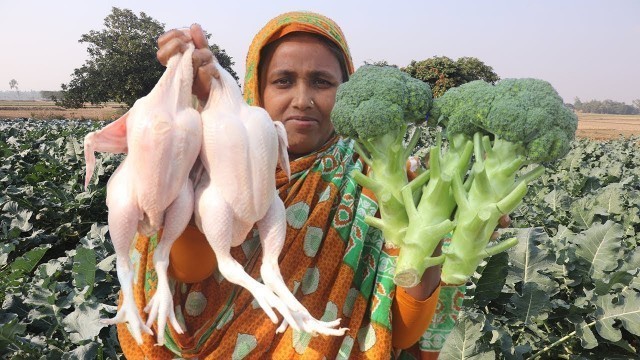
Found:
572,98 -> 640,115
55,7 -> 503,109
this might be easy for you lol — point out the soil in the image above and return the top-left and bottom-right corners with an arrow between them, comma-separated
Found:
0,102 -> 126,122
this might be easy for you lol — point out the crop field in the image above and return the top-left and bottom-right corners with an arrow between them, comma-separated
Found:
0,112 -> 639,358
575,113 -> 640,140
0,101 -> 126,122
2,100 -> 640,140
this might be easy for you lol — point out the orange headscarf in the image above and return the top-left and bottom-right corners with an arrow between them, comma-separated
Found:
243,11 -> 355,106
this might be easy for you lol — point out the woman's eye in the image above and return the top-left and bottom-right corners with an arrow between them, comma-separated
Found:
273,78 -> 292,87
313,78 -> 333,88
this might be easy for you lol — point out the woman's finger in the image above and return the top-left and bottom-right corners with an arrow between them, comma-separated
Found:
158,29 -> 190,49
190,24 -> 209,49
499,214 -> 511,228
157,37 -> 188,66
193,63 -> 218,101
192,49 -> 218,101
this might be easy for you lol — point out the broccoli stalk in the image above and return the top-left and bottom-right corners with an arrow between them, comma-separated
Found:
351,125 -> 421,247
440,133 -> 541,284
393,133 -> 473,286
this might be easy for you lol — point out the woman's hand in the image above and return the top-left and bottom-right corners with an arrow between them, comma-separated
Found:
491,214 -> 511,240
156,23 -> 219,102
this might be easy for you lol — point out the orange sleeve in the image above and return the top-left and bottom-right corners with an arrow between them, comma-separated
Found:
167,225 -> 217,283
392,284 -> 441,349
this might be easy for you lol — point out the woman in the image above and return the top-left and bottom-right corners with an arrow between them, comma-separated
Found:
117,11 -> 446,359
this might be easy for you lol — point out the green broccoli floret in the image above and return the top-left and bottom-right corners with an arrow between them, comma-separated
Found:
331,65 -> 433,248
433,78 -> 577,163
429,78 -> 578,284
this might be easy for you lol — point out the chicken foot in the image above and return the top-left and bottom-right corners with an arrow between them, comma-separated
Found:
143,180 -> 194,345
256,197 -> 348,336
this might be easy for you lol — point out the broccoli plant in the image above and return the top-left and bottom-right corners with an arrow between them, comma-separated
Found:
426,78 -> 578,284
331,65 -> 432,248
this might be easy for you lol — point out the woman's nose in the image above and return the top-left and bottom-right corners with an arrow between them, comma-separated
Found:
292,87 -> 313,109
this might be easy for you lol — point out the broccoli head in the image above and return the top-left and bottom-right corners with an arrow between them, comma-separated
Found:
432,78 -> 577,163
331,65 -> 433,141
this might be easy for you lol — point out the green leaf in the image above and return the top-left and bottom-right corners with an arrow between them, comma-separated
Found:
570,197 -> 597,230
594,269 -> 637,295
62,303 -> 105,343
543,188 -> 572,213
594,247 -> 639,294
473,251 -> 508,307
0,243 -> 15,267
96,253 -> 116,272
23,285 -> 56,308
0,313 -> 26,354
571,220 -> 623,284
439,312 -> 495,360
6,244 -> 51,283
507,227 -> 557,292
594,278 -> 640,342
575,320 -> 598,349
507,282 -> 550,325
72,246 -> 96,296
593,183 -> 625,216
62,342 -> 99,360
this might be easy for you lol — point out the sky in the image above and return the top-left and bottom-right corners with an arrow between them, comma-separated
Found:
1,0 -> 639,104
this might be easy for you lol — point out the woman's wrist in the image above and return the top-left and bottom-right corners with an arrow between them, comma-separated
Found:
399,241 -> 443,301
400,264 -> 441,301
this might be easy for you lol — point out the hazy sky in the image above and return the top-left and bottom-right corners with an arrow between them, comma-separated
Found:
2,0 -> 638,104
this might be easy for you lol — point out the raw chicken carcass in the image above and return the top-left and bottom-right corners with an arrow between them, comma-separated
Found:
84,43 -> 201,345
194,62 -> 347,336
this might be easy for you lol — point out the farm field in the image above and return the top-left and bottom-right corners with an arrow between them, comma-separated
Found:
0,108 -> 639,358
2,100 -> 639,140
575,113 -> 640,140
0,100 -> 125,122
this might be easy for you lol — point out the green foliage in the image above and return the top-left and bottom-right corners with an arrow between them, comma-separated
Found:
57,7 -> 238,108
402,56 -> 499,97
439,136 -> 640,358
0,119 -> 122,358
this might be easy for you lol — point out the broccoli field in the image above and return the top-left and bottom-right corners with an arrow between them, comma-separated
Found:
1,118 -> 639,359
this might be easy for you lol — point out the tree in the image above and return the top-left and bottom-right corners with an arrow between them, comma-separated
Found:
363,60 -> 398,68
57,7 -> 238,108
402,56 -> 499,97
574,97 -> 582,107
9,79 -> 19,96
633,99 -> 640,111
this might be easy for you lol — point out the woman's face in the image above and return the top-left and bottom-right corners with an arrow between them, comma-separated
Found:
260,34 -> 344,157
